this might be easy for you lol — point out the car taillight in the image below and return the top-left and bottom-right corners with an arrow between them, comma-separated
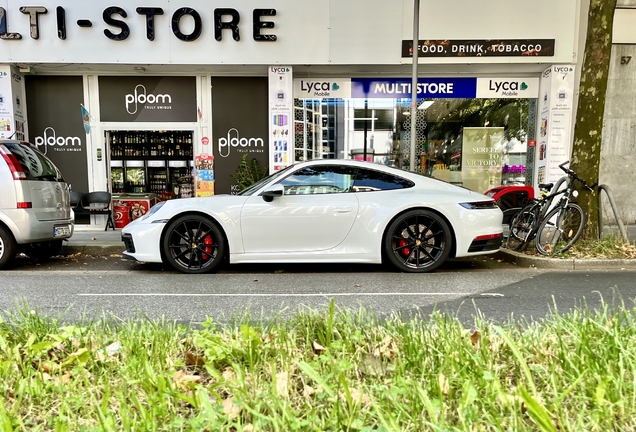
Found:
17,202 -> 32,209
0,146 -> 27,180
474,233 -> 502,241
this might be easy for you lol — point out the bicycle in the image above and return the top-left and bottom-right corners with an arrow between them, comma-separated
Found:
534,162 -> 595,255
506,182 -> 557,252
507,161 -> 595,255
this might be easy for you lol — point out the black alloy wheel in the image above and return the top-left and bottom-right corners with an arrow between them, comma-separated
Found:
162,215 -> 226,274
384,210 -> 452,273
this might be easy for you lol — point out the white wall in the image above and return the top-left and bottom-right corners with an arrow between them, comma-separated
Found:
0,0 -> 579,66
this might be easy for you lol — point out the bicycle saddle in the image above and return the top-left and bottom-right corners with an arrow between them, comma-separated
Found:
538,183 -> 553,191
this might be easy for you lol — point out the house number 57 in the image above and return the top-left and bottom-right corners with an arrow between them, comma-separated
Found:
621,56 -> 632,65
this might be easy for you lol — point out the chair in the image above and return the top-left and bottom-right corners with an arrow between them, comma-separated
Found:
69,190 -> 82,209
74,191 -> 115,231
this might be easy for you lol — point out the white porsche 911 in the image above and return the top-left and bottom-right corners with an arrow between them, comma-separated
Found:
121,160 -> 503,274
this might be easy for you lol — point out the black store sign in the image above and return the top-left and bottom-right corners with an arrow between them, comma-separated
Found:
99,76 -> 196,122
211,77 -> 268,195
402,39 -> 555,58
25,76 -> 89,196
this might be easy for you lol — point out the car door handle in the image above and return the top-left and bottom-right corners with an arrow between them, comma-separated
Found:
333,206 -> 353,214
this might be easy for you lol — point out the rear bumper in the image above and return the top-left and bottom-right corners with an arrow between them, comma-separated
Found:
1,209 -> 74,244
468,233 -> 503,253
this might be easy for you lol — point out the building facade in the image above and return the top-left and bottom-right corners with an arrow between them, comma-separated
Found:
0,0 -> 588,225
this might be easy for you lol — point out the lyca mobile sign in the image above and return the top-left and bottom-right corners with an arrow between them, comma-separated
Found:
0,6 -> 277,42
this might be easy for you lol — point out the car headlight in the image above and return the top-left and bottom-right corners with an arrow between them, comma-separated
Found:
459,201 -> 498,210
140,201 -> 166,221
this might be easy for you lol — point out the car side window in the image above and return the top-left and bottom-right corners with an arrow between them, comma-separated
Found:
279,165 -> 357,195
352,168 -> 415,192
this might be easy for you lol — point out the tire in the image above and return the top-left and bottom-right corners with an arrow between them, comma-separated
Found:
384,210 -> 452,273
536,203 -> 585,256
162,214 -> 226,274
0,226 -> 17,270
507,205 -> 538,252
24,240 -> 63,261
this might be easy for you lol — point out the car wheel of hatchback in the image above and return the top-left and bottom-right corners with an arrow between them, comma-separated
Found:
0,226 -> 17,270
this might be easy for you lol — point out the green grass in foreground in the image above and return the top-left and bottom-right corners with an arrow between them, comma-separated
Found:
1,301 -> 636,431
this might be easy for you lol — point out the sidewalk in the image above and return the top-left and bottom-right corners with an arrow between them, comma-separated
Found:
63,224 -> 636,270
62,225 -> 125,256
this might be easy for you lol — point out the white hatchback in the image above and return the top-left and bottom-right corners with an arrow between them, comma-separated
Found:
0,140 -> 74,269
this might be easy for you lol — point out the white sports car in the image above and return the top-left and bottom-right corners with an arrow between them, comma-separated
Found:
121,160 -> 503,273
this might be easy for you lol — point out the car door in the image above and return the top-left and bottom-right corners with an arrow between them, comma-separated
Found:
240,165 -> 359,253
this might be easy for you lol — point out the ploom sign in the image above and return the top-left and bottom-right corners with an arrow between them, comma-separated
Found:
34,127 -> 82,155
125,85 -> 172,115
217,128 -> 265,158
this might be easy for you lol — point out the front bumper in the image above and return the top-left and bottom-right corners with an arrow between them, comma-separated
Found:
121,221 -> 165,263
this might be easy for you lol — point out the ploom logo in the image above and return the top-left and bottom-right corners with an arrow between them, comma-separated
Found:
34,127 -> 82,155
218,128 -> 264,158
125,84 -> 172,115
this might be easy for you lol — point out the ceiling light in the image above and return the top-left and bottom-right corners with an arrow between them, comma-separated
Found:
418,101 -> 434,110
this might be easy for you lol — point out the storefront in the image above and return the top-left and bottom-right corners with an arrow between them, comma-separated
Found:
0,0 -> 585,225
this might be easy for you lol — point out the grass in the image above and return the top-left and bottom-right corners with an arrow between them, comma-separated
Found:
2,300 -> 636,431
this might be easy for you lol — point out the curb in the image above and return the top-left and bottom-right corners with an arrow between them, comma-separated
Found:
495,249 -> 636,270
61,243 -> 125,257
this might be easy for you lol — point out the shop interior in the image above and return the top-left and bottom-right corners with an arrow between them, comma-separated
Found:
107,130 -> 195,200
292,97 -> 535,194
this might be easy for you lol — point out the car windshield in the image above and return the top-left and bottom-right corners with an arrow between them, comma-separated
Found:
3,142 -> 65,182
237,165 -> 296,196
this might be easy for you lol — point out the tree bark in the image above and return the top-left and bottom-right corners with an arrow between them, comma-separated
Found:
570,0 -> 617,239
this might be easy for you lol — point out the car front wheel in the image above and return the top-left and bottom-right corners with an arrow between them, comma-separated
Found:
0,226 -> 17,270
162,215 -> 226,274
384,210 -> 452,273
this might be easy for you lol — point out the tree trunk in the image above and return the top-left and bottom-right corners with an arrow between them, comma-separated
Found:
570,0 -> 617,239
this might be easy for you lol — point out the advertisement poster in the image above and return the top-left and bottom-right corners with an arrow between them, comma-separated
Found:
268,66 -> 293,172
533,65 -> 575,189
99,76 -> 197,123
461,127 -> 505,193
25,76 -> 89,194
195,154 -> 215,197
0,65 -> 14,139
211,77 -> 269,195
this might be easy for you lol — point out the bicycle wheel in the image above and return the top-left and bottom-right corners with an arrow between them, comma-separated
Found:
535,203 -> 585,255
507,204 -> 539,251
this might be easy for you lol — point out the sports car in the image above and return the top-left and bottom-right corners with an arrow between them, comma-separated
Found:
121,159 -> 503,273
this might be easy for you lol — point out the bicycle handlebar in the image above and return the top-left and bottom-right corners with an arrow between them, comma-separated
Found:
558,161 -> 595,191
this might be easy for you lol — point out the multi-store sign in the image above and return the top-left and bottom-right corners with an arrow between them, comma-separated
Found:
293,78 -> 540,99
0,6 -> 277,42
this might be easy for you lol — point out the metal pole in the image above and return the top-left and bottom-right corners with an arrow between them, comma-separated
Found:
409,0 -> 420,172
363,99 -> 368,161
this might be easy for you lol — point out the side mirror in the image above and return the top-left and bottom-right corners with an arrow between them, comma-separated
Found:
262,184 -> 285,202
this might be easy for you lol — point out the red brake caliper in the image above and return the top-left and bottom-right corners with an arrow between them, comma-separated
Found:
202,234 -> 214,260
398,238 -> 410,257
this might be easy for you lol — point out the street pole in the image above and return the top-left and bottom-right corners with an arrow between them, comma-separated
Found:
409,0 -> 420,172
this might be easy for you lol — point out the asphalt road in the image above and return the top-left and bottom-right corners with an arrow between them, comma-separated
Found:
1,254 -> 635,326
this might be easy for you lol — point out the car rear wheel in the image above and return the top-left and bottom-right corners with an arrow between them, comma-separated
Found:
162,215 -> 226,274
24,240 -> 63,261
0,226 -> 17,270
384,210 -> 452,273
